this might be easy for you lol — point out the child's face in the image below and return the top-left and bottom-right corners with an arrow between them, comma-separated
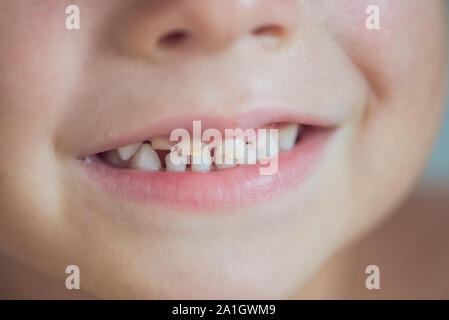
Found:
0,0 -> 447,298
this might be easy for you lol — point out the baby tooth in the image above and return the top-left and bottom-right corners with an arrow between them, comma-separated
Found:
118,142 -> 142,161
237,144 -> 258,165
103,150 -> 129,168
257,131 -> 279,160
191,144 -> 212,172
214,151 -> 234,169
165,152 -> 187,172
278,124 -> 301,152
151,137 -> 172,151
172,138 -> 193,156
233,137 -> 246,163
214,150 -> 236,170
191,140 -> 204,157
214,138 -> 245,165
267,133 -> 279,157
215,162 -> 237,170
129,144 -> 161,171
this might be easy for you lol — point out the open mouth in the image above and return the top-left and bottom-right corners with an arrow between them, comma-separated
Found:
96,122 -> 302,172
78,117 -> 334,212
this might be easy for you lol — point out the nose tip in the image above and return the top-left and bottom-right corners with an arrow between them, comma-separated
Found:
121,0 -> 300,61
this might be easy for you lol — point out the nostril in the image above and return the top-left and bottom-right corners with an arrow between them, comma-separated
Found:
158,29 -> 190,48
252,24 -> 285,38
251,24 -> 287,49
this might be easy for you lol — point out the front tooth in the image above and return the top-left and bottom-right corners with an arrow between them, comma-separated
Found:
278,124 -> 301,151
191,142 -> 212,172
151,137 -> 172,151
257,130 -> 279,160
214,153 -> 237,169
215,161 -> 237,170
214,138 -> 245,169
129,144 -> 161,171
118,142 -> 142,160
172,138 -> 193,156
237,144 -> 258,165
233,137 -> 246,163
165,152 -> 187,172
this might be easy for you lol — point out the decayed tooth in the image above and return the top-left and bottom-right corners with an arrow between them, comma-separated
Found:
118,142 -> 142,161
165,152 -> 187,172
191,142 -> 212,172
278,124 -> 301,151
151,137 -> 172,151
129,144 -> 161,171
103,150 -> 129,168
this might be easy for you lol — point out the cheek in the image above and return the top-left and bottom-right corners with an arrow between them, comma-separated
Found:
0,1 -> 63,68
314,0 -> 447,138
314,0 -> 448,98
0,3 -> 73,216
312,1 -> 447,224
0,1 -> 64,114
0,1 -> 93,155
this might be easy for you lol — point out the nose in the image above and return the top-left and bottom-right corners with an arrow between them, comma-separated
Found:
120,0 -> 301,61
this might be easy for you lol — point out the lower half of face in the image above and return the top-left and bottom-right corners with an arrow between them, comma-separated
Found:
0,0 -> 447,298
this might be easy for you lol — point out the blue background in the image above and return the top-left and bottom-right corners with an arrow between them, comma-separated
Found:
424,84 -> 449,183
424,5 -> 449,183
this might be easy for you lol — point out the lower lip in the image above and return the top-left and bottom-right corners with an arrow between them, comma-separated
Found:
78,127 -> 332,212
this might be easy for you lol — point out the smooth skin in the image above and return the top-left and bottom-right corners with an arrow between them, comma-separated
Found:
0,0 -> 447,299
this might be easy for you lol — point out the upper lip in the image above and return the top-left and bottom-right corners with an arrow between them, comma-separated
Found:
74,107 -> 339,159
